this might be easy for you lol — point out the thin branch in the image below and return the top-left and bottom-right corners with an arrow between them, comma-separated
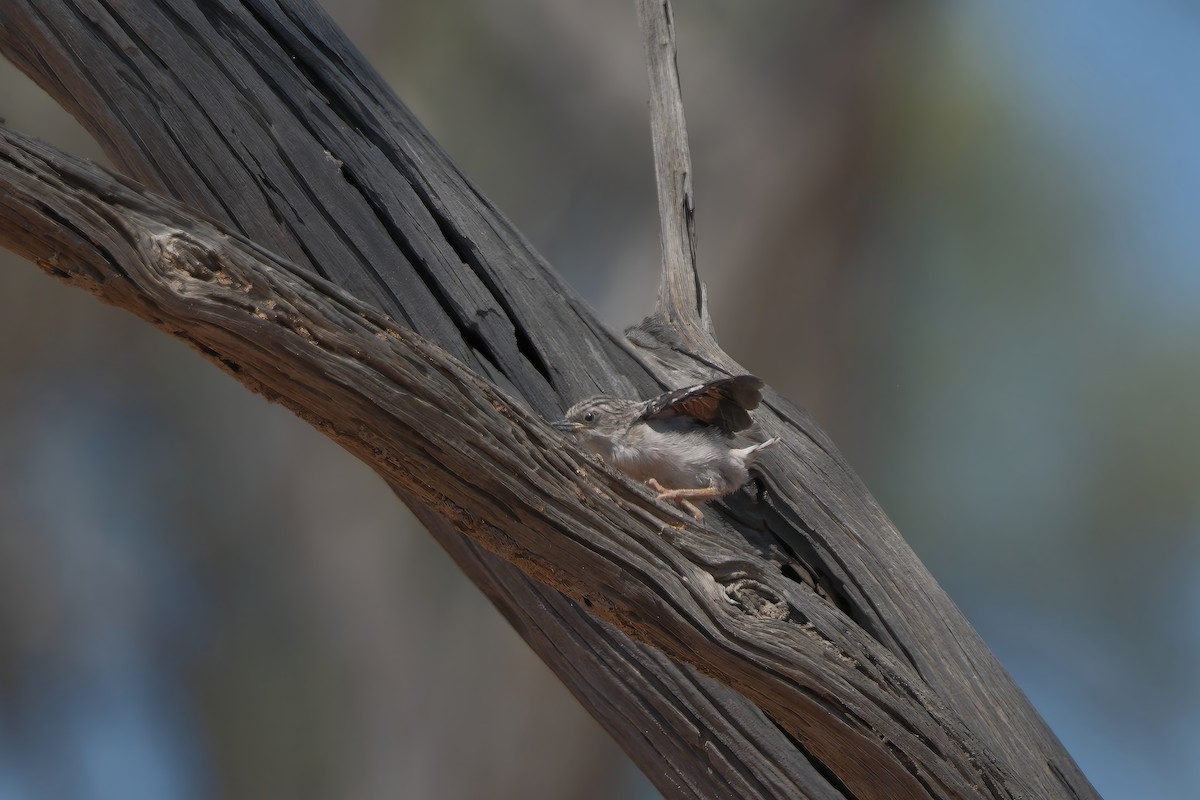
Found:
637,0 -> 715,348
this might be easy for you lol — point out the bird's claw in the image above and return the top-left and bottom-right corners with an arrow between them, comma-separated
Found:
647,478 -> 707,521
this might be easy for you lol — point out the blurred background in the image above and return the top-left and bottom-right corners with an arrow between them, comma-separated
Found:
1,0 -> 1198,797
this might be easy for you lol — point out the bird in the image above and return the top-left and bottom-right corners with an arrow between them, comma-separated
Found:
552,375 -> 779,520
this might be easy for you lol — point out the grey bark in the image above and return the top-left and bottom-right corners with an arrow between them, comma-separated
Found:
0,1 -> 1098,798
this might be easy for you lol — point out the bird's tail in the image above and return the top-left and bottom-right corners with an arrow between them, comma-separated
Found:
738,437 -> 780,465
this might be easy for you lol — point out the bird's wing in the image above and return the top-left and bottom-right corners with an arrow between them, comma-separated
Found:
641,375 -> 764,434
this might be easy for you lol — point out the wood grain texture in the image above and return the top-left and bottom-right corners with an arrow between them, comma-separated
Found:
3,128 -> 935,797
0,1 -> 1099,798
636,0 -> 712,349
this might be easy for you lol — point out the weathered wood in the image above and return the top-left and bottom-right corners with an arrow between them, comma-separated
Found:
0,3 -> 821,797
0,127 -> 966,798
0,1 -> 1100,798
637,0 -> 712,350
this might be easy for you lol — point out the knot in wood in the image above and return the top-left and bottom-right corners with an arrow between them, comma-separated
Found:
152,229 -> 220,280
724,577 -> 789,621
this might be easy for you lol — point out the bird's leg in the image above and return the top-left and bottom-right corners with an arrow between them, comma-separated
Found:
647,479 -> 721,521
651,483 -> 723,502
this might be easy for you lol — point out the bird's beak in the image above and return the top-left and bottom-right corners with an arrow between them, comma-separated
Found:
552,420 -> 580,433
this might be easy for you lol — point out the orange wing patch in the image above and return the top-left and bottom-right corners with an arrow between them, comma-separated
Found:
644,375 -> 764,434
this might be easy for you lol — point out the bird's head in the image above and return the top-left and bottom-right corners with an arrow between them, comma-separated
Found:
552,395 -> 639,457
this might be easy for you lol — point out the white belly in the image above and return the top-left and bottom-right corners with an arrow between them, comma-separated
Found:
610,424 -> 746,493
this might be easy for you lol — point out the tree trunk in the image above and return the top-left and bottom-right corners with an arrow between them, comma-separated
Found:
0,1 -> 1098,798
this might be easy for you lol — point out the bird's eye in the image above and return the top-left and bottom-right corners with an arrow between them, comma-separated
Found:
583,411 -> 596,423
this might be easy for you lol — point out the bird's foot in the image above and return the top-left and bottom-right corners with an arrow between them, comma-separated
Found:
647,479 -> 721,521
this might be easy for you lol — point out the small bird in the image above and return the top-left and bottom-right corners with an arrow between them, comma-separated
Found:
553,375 -> 779,520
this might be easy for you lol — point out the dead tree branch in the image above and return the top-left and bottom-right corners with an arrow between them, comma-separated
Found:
0,1 -> 1098,798
637,0 -> 713,349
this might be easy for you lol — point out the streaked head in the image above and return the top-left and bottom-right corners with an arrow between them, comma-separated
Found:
552,395 -> 640,456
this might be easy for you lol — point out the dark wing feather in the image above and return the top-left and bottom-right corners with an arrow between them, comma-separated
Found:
641,375 -> 764,434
